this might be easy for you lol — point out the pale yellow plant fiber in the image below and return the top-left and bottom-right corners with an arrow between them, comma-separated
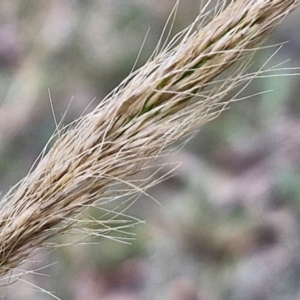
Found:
0,0 -> 299,278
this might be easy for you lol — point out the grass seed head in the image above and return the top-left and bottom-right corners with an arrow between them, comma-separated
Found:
0,0 -> 299,278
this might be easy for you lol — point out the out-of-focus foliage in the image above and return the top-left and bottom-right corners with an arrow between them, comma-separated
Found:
1,1 -> 300,299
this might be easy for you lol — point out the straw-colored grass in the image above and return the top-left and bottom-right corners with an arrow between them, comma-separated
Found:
0,0 -> 299,279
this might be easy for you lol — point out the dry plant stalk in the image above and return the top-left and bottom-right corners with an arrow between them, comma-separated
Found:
0,0 -> 299,279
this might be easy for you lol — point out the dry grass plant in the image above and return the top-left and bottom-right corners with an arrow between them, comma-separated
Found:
0,0 -> 299,284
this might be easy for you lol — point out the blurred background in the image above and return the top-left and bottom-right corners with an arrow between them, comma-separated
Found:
1,0 -> 300,299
